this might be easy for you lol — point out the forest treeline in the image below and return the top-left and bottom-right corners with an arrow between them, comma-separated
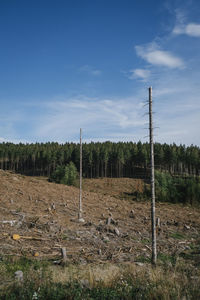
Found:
0,141 -> 199,178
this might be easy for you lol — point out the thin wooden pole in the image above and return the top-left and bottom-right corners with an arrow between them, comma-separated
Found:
78,128 -> 84,222
149,86 -> 157,265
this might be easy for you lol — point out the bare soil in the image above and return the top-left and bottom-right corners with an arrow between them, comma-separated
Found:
0,169 -> 199,265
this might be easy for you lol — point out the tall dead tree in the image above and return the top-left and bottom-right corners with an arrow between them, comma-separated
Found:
78,128 -> 84,222
149,86 -> 157,265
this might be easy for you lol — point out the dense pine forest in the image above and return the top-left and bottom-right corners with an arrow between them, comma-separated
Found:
0,141 -> 199,178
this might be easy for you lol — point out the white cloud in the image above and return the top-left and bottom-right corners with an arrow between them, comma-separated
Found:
34,96 -> 145,141
79,65 -> 101,76
186,23 -> 200,37
173,23 -> 200,37
135,44 -> 184,69
172,8 -> 200,37
151,69 -> 200,146
1,79 -> 200,146
128,68 -> 151,81
155,105 -> 200,146
173,25 -> 185,35
174,8 -> 186,25
153,87 -> 181,97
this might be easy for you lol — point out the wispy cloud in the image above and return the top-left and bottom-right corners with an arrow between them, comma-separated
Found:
1,3 -> 200,147
128,68 -> 151,81
173,23 -> 200,37
135,43 -> 184,69
1,80 -> 200,145
79,65 -> 102,76
151,67 -> 200,146
153,87 -> 181,97
34,96 -> 145,142
155,103 -> 200,145
172,7 -> 200,37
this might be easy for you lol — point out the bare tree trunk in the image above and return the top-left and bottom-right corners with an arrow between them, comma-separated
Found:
149,87 -> 157,265
78,128 -> 84,222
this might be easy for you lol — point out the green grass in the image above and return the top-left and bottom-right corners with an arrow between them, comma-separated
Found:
61,234 -> 69,240
170,232 -> 186,240
136,255 -> 151,263
1,271 -> 200,300
0,256 -> 200,299
179,240 -> 200,266
141,238 -> 150,244
157,253 -> 177,266
1,256 -> 49,274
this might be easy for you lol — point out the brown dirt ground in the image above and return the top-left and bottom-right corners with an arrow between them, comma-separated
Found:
0,169 -> 200,264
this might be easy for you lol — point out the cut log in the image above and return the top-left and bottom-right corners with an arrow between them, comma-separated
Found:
156,217 -> 161,228
114,227 -> 120,236
0,220 -> 17,226
61,247 -> 67,262
15,270 -> 23,282
129,210 -> 135,218
12,234 -> 48,241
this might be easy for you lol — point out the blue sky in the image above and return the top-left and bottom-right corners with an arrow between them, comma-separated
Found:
0,0 -> 200,145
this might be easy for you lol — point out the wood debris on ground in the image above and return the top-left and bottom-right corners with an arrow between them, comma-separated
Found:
0,169 -> 199,264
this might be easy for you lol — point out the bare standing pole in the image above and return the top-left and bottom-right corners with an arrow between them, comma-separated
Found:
78,128 -> 84,222
149,87 -> 157,265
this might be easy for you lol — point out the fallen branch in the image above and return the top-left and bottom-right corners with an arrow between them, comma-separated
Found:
12,234 -> 49,241
0,220 -> 18,226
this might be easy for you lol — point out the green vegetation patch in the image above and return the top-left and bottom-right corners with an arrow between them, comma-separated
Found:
170,232 -> 186,240
49,161 -> 78,186
155,171 -> 200,205
180,240 -> 200,266
1,256 -> 49,274
157,253 -> 177,266
135,255 -> 151,263
0,258 -> 200,300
